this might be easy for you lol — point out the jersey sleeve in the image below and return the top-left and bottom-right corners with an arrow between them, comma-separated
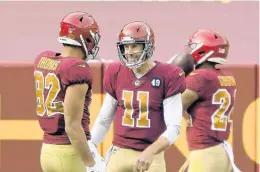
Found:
185,71 -> 204,97
164,65 -> 186,99
103,63 -> 119,99
60,62 -> 93,89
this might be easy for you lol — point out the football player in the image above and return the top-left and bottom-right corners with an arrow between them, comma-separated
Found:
171,29 -> 240,172
90,21 -> 186,172
33,12 -> 105,172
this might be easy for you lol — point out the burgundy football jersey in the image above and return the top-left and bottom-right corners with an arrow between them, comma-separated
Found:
34,51 -> 93,144
186,69 -> 237,150
104,62 -> 185,151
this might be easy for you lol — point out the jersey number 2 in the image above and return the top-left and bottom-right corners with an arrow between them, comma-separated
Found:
34,71 -> 64,117
122,90 -> 150,128
211,89 -> 237,131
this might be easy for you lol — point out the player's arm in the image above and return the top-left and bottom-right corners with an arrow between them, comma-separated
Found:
147,66 -> 185,152
135,66 -> 185,171
134,93 -> 183,172
182,89 -> 199,111
90,63 -> 118,146
64,83 -> 95,167
182,72 -> 203,111
90,93 -> 117,146
146,93 -> 183,154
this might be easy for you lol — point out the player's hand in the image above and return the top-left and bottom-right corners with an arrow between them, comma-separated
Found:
86,159 -> 96,168
86,158 -> 106,172
186,115 -> 193,128
86,140 -> 106,172
87,165 -> 105,172
134,148 -> 154,172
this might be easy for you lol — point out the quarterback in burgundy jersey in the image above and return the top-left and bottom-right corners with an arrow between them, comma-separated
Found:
172,29 -> 240,172
90,21 -> 186,172
33,12 -> 105,172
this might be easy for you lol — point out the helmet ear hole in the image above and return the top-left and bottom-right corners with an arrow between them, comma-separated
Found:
198,51 -> 205,55
86,38 -> 91,43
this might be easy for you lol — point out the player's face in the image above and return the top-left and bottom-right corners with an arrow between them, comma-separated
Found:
124,43 -> 144,63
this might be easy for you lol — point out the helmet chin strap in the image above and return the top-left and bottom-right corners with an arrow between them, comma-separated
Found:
127,62 -> 144,69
